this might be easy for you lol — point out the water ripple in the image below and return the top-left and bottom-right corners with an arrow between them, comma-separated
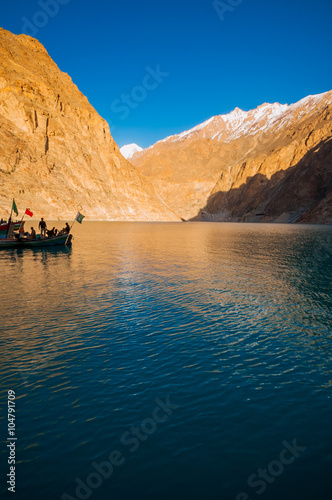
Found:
1,222 -> 332,499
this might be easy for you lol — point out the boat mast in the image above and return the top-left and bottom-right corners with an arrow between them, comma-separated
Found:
6,199 -> 14,238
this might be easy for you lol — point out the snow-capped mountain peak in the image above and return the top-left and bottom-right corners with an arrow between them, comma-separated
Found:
120,143 -> 143,159
129,89 -> 332,223
152,102 -> 291,148
150,93 -> 331,150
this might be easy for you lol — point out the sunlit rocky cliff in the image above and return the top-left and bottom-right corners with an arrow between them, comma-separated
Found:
2,28 -> 331,224
131,91 -> 332,223
0,28 -> 178,221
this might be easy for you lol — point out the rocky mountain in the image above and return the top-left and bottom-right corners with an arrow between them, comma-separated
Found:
120,143 -> 143,159
131,91 -> 332,223
0,28 -> 178,221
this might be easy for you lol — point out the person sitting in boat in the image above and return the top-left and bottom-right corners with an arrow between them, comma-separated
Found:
46,227 -> 57,238
59,223 -> 70,235
30,227 -> 36,240
39,218 -> 47,237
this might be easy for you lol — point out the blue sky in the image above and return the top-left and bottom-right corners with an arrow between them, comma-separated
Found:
1,0 -> 332,148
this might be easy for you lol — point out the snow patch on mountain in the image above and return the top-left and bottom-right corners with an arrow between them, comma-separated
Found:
120,144 -> 143,159
178,117 -> 215,139
149,91 -> 330,149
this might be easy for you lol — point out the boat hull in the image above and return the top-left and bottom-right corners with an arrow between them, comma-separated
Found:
0,234 -> 71,249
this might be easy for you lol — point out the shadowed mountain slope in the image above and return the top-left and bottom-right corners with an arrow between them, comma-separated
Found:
131,91 -> 332,223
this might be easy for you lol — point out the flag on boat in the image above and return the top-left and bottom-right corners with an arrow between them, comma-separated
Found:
25,208 -> 33,217
12,199 -> 18,216
75,212 -> 85,224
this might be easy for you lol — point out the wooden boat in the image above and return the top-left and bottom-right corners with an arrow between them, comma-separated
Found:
0,221 -> 23,238
1,204 -> 83,249
0,233 -> 72,249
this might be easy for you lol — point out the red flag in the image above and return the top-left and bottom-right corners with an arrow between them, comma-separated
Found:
25,208 -> 33,217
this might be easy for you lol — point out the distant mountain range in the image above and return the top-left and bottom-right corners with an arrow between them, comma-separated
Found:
128,91 -> 332,223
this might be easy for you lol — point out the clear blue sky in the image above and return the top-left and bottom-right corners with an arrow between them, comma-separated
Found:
1,0 -> 332,148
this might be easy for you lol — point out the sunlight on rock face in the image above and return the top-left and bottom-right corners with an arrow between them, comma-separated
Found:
0,29 -> 178,222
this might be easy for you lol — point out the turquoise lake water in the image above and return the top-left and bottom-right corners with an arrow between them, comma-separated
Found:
0,222 -> 331,500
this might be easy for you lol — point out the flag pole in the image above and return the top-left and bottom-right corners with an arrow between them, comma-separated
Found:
19,209 -> 32,233
6,199 -> 14,238
19,211 -> 26,232
65,210 -> 85,245
65,214 -> 77,245
9,198 -> 13,221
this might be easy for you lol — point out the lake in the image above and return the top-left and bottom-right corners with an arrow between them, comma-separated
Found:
0,222 -> 331,500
